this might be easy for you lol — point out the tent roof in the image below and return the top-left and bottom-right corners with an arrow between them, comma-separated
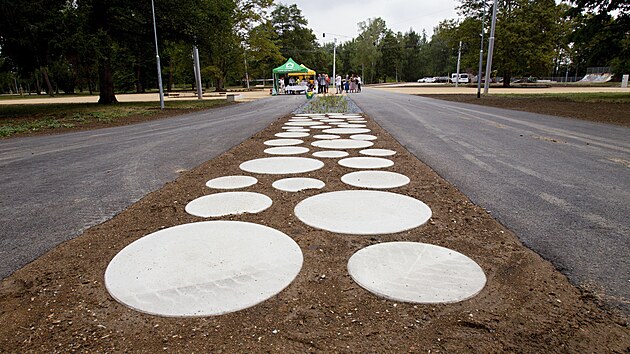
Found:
299,64 -> 316,75
273,58 -> 308,74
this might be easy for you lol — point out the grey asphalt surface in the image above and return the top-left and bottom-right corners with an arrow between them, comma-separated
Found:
0,95 -> 305,280
351,88 -> 630,313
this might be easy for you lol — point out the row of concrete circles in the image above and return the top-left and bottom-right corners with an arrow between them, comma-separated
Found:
104,112 -> 486,317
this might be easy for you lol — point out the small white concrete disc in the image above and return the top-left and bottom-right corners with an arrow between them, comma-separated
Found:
321,119 -> 345,123
272,177 -> 325,192
312,150 -> 349,158
285,121 -> 321,126
240,157 -> 324,174
338,124 -> 367,128
310,125 -> 333,129
264,139 -> 304,146
350,134 -> 377,141
105,221 -> 303,317
283,128 -> 310,132
347,242 -> 486,303
289,118 -> 312,121
313,134 -> 341,140
359,148 -> 397,157
328,122 -> 350,125
311,139 -> 374,149
338,157 -> 394,169
275,132 -> 310,138
264,146 -> 310,155
341,171 -> 410,189
323,128 -> 372,135
206,175 -> 258,189
185,192 -> 272,217
294,190 -> 431,235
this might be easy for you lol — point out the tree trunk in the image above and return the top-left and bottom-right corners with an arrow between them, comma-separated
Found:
35,72 -> 42,95
98,59 -> 117,104
215,77 -> 225,92
135,64 -> 143,93
41,67 -> 54,97
502,70 -> 511,88
167,62 -> 173,92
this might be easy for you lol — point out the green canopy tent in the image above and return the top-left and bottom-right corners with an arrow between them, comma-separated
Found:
272,58 -> 308,95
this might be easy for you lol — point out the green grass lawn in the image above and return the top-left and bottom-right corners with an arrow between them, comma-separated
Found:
0,100 -> 228,138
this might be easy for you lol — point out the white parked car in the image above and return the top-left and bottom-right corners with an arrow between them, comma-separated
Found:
417,77 -> 436,83
451,73 -> 469,84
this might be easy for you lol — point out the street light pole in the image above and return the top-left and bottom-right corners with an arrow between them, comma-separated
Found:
151,0 -> 165,109
455,41 -> 462,88
483,0 -> 498,94
333,38 -> 337,93
477,12 -> 486,98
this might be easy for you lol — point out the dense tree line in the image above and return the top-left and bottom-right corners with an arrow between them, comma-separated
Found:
0,0 -> 627,101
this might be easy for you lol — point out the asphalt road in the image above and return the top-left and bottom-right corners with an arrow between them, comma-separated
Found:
0,95 -> 305,280
351,88 -> 630,313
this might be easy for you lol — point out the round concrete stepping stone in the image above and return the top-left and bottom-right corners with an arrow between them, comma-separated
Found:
105,221 -> 303,317
338,124 -> 367,128
350,134 -> 377,141
185,192 -> 272,217
264,146 -> 310,155
311,139 -> 374,150
275,132 -> 309,138
206,175 -> 258,189
347,242 -> 486,303
264,139 -> 303,146
294,190 -> 431,235
338,157 -> 394,169
323,128 -> 371,135
285,121 -> 321,126
289,118 -> 312,121
313,134 -> 340,140
283,128 -> 310,132
310,125 -> 333,129
312,150 -> 349,158
328,122 -> 350,125
359,148 -> 397,157
240,157 -> 324,174
272,177 -> 325,192
321,119 -> 345,123
341,171 -> 410,189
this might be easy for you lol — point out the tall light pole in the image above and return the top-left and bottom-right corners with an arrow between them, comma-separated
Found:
455,41 -> 462,88
323,33 -> 337,93
193,46 -> 203,99
484,0 -> 498,94
477,12 -> 486,98
151,0 -> 165,109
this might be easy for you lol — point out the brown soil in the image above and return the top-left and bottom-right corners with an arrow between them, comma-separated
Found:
0,114 -> 628,352
419,94 -> 630,127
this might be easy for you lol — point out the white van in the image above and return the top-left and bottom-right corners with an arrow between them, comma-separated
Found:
451,73 -> 469,84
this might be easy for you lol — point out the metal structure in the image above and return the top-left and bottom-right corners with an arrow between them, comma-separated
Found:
151,0 -> 165,109
483,0 -> 498,94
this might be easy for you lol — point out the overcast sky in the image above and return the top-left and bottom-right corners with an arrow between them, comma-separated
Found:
278,0 -> 461,44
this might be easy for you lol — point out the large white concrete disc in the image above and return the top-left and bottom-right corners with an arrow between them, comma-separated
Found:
328,122 -> 350,125
264,146 -> 310,155
311,139 -> 374,150
338,124 -> 367,128
289,118 -> 312,121
338,157 -> 394,169
313,134 -> 341,140
294,190 -> 431,235
359,148 -> 397,157
185,192 -> 272,217
272,177 -> 325,192
240,157 -> 324,174
347,242 -> 486,303
310,125 -> 333,129
323,128 -> 371,135
285,121 -> 322,126
264,139 -> 303,146
321,119 -> 345,123
283,128 -> 310,132
350,134 -> 377,141
341,171 -> 410,189
206,176 -> 258,189
312,150 -> 349,158
105,221 -> 303,317
275,132 -> 310,138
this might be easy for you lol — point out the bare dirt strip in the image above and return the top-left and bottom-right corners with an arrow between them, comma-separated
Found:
0,113 -> 628,352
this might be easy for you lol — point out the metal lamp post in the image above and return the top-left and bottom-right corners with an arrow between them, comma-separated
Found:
151,0 -> 165,109
477,12 -> 486,98
483,0 -> 498,94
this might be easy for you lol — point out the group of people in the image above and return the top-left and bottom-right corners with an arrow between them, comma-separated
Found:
276,73 -> 362,95
335,74 -> 362,94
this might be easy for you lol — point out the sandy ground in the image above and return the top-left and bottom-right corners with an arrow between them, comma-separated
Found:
0,90 -> 272,105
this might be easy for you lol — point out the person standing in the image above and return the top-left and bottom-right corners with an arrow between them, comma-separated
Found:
357,75 -> 362,92
335,74 -> 342,94
344,75 -> 350,93
324,74 -> 330,94
316,74 -> 322,94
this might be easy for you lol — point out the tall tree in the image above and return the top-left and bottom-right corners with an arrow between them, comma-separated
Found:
354,17 -> 388,83
271,4 -> 318,65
